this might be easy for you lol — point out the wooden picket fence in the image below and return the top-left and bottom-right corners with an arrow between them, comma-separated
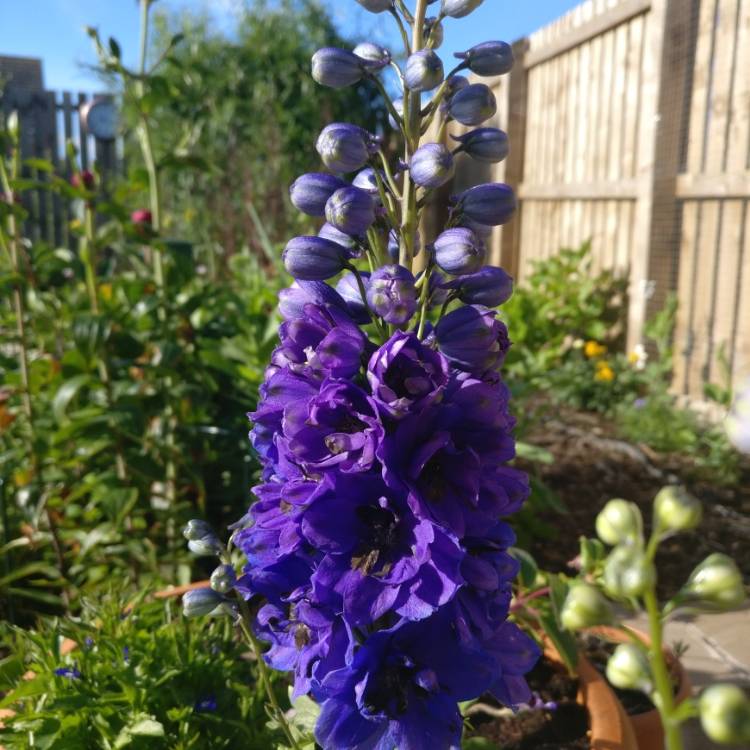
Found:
444,0 -> 750,401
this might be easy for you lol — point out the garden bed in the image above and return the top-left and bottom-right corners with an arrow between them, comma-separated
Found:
517,403 -> 750,596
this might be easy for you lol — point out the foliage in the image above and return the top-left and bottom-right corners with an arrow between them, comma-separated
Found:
0,590 -> 286,749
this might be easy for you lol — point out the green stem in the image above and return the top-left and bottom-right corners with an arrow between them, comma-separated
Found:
416,260 -> 433,339
644,588 -> 684,750
389,7 -> 411,54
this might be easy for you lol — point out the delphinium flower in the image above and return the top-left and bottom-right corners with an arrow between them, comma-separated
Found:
231,2 -> 538,748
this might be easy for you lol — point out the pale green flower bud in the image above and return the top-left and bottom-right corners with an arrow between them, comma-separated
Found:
560,583 -> 614,631
210,563 -> 237,594
699,684 -> 750,744
603,545 -> 656,599
653,486 -> 702,534
182,588 -> 224,618
595,499 -> 643,546
680,553 -> 746,611
606,643 -> 652,693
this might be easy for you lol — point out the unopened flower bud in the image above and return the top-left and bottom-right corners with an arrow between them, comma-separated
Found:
352,167 -> 381,195
183,519 -> 215,541
367,265 -> 417,324
131,209 -> 152,226
595,499 -> 643,546
441,0 -> 484,18
410,143 -> 454,188
448,83 -> 497,126
452,128 -> 509,163
355,0 -> 393,11
283,236 -> 348,280
278,280 -> 348,320
606,643 -> 652,693
435,304 -> 509,373
680,553 -> 745,611
603,545 -> 656,598
289,172 -> 347,216
183,588 -> 225,618
210,564 -> 237,594
441,266 -> 513,307
455,41 -> 513,77
316,123 -> 378,173
454,182 -> 515,226
434,228 -> 484,275
188,535 -> 222,557
312,47 -> 365,88
387,229 -> 421,261
699,684 -> 750,745
318,222 -> 358,253
353,42 -> 391,70
560,583 -> 614,630
405,49 -> 444,92
336,271 -> 371,323
71,170 -> 96,191
425,17 -> 444,48
653,486 -> 702,534
325,186 -> 375,236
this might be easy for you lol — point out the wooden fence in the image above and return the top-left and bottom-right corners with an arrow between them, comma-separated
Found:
1,87 -> 123,248
446,0 -> 750,401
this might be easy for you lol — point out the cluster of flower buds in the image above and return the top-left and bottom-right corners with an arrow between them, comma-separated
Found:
234,2 -> 539,748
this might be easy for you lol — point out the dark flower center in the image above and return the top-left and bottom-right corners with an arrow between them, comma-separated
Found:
363,660 -> 421,716
351,504 -> 402,576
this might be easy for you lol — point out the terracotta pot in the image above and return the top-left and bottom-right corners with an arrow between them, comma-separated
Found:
544,640 -> 638,750
587,625 -> 692,750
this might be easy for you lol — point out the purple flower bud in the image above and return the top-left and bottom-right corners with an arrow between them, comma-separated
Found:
442,0 -> 484,18
352,167 -> 381,195
448,83 -> 497,126
388,229 -> 421,261
210,563 -> 237,594
336,270 -> 371,323
440,75 -> 470,115
183,588 -> 225,618
325,186 -> 376,235
316,123 -> 378,173
425,17 -> 444,48
283,236 -> 348,280
289,172 -> 347,216
410,143 -> 455,188
355,0 -> 393,11
318,222 -> 359,253
434,228 -> 485,275
455,41 -> 513,77
429,269 -> 450,306
367,265 -> 417,324
436,304 -> 510,374
455,183 -> 516,226
278,280 -> 348,320
405,49 -> 444,92
441,266 -> 514,307
353,42 -> 391,70
452,128 -> 509,163
312,48 -> 365,89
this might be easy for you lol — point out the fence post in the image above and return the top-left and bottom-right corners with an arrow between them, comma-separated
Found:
628,0 -> 696,352
501,38 -> 530,280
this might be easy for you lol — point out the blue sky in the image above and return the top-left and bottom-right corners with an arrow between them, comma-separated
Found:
1,0 -> 581,92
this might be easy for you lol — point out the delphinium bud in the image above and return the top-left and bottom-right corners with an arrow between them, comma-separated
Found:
595,499 -> 643,546
319,222 -> 359,254
283,236 -> 348,280
699,684 -> 750,745
183,588 -> 225,618
442,0 -> 484,18
289,172 -> 347,216
367,265 -> 417,324
316,123 -> 378,173
602,545 -> 656,598
183,519 -> 215,541
312,48 -> 366,89
336,271 -> 371,323
455,41 -> 513,77
277,280 -> 348,320
441,266 -> 513,307
210,564 -> 237,594
448,83 -> 497,126
455,182 -> 516,226
560,582 -> 614,630
183,519 -> 221,556
353,42 -> 391,70
678,553 -> 745,611
352,167 -> 382,195
435,304 -> 510,373
405,49 -> 444,92
355,0 -> 393,11
653,485 -> 702,534
606,643 -> 652,693
325,186 -> 376,235
424,17 -> 444,48
458,215 -> 493,241
388,229 -> 421,261
452,128 -> 509,163
410,143 -> 454,188
434,228 -> 484,275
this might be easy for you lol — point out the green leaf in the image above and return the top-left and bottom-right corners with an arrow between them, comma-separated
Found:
515,441 -> 554,465
509,547 -> 538,588
462,739 -> 500,749
52,375 -> 91,423
128,717 -> 164,736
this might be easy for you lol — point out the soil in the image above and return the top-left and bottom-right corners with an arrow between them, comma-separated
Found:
467,656 -> 590,749
515,404 -> 750,598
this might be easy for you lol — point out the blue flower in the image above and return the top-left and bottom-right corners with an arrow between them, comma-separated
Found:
54,666 -> 82,680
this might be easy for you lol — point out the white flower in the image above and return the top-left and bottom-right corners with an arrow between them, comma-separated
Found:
628,343 -> 648,370
726,379 -> 750,454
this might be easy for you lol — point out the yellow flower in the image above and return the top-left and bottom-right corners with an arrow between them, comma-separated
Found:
99,283 -> 113,302
584,340 -> 606,359
595,361 -> 615,382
